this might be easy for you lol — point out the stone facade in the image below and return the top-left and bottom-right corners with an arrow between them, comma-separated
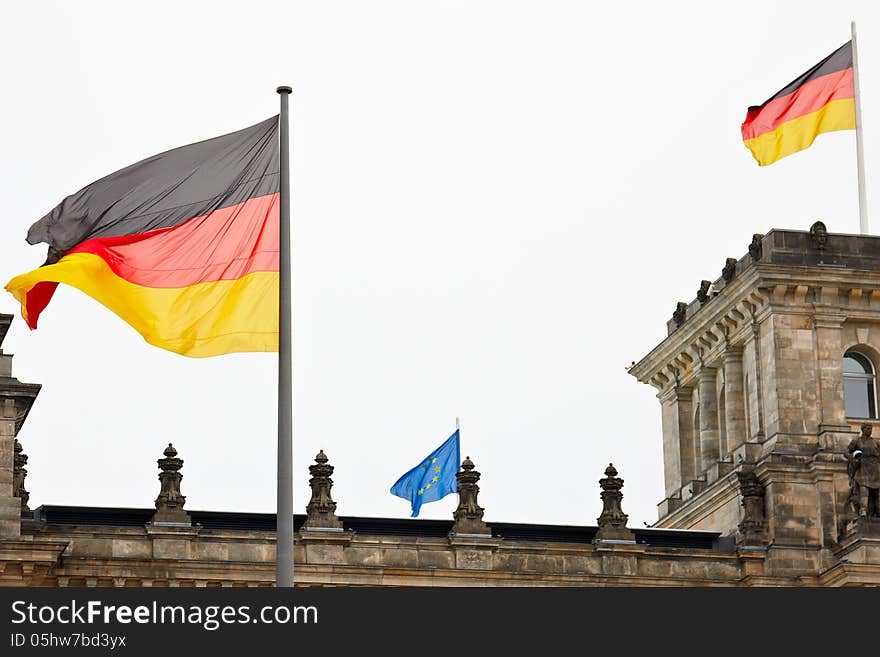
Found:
0,314 -> 40,540
3,225 -> 880,587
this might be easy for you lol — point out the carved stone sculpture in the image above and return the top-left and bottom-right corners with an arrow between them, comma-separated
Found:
697,280 -> 711,305
748,233 -> 764,261
810,220 -> 828,251
673,302 -> 688,328
722,257 -> 737,283
847,424 -> 880,521
12,438 -> 30,515
303,450 -> 342,529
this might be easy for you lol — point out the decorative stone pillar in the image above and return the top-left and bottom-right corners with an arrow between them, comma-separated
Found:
722,348 -> 746,455
813,314 -> 849,434
303,450 -> 342,530
736,469 -> 768,546
12,439 -> 29,516
151,444 -> 191,525
740,319 -> 766,443
698,366 -> 720,472
594,464 -> 635,543
659,386 -> 695,497
450,456 -> 490,536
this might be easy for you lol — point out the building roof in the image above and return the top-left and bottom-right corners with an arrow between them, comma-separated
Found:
31,505 -> 733,551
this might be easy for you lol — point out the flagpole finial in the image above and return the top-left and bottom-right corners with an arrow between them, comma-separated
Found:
455,417 -> 460,430
276,85 -> 292,95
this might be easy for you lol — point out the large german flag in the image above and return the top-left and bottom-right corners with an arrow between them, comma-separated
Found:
742,41 -> 855,166
5,116 -> 280,357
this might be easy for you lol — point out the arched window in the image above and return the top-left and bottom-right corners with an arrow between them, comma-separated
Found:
843,351 -> 877,419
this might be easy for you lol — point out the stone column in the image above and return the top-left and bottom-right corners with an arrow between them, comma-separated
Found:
741,322 -> 765,442
659,389 -> 683,497
698,366 -> 720,472
659,386 -> 695,496
723,347 -> 746,455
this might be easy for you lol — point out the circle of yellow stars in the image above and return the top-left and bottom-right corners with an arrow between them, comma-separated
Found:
418,458 -> 441,495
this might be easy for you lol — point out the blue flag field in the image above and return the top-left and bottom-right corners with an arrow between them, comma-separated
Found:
390,429 -> 461,517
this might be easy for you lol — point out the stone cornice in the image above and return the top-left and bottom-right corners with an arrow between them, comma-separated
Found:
0,537 -> 68,576
631,266 -> 765,391
145,524 -> 201,538
0,379 -> 42,436
632,263 -> 880,394
298,528 -> 354,545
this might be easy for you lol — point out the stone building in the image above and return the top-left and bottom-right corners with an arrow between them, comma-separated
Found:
629,222 -> 880,583
2,223 -> 880,586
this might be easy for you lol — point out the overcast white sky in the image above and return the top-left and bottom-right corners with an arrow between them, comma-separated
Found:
1,1 -> 877,527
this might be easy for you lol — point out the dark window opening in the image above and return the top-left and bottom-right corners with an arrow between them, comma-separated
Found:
844,351 -> 877,419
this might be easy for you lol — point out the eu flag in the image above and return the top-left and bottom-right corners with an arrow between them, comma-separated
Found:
390,429 -> 461,517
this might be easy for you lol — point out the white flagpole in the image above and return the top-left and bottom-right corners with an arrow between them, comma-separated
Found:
852,21 -> 869,234
276,85 -> 294,587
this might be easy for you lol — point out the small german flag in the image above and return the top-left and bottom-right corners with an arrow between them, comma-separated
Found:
5,117 -> 280,358
742,41 -> 855,166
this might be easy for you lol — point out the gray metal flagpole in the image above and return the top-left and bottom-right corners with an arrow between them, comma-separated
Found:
276,85 -> 294,587
852,21 -> 869,234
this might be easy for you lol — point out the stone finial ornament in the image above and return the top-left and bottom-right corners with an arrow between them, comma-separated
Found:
672,302 -> 688,328
450,456 -> 490,536
12,438 -> 30,515
809,220 -> 828,251
722,257 -> 737,283
303,450 -> 342,529
151,443 -> 191,525
748,233 -> 764,261
594,464 -> 635,542
736,469 -> 767,546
